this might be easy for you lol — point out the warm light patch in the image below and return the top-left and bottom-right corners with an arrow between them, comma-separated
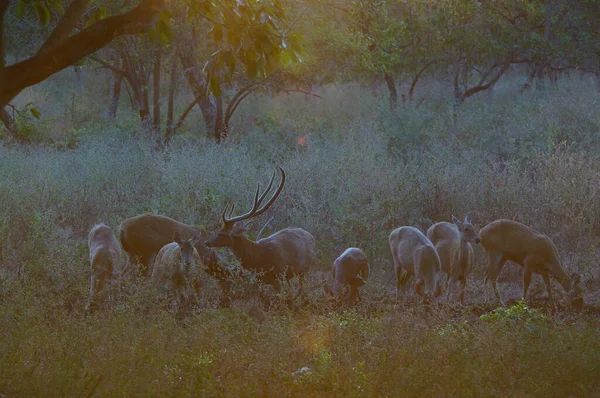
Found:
296,136 -> 307,147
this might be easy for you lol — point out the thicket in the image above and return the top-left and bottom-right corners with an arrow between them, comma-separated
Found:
2,74 -> 600,395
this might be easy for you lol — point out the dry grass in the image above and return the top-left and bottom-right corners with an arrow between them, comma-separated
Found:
1,74 -> 600,396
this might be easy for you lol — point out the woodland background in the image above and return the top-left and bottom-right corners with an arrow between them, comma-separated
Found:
1,1 -> 600,396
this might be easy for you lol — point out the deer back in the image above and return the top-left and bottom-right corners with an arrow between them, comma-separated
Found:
88,224 -> 121,277
120,214 -> 201,259
427,222 -> 461,275
254,227 -> 315,275
480,219 -> 559,266
334,248 -> 369,287
390,226 -> 442,298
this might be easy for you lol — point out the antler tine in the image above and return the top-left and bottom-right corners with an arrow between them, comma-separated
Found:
223,182 -> 263,224
248,167 -> 286,219
255,169 -> 277,208
228,204 -> 236,218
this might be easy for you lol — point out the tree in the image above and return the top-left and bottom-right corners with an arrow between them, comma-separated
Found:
1,0 -> 304,140
0,0 -> 167,134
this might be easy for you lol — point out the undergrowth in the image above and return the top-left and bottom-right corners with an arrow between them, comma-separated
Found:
1,75 -> 600,396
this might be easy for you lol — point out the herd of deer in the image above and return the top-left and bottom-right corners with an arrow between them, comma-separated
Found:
86,168 -> 583,314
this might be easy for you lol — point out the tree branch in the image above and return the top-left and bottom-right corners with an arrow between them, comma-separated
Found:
89,56 -> 126,76
172,96 -> 201,134
36,0 -> 91,56
463,62 -> 510,99
1,0 -> 165,105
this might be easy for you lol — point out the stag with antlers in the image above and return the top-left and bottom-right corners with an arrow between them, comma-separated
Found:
205,167 -> 315,296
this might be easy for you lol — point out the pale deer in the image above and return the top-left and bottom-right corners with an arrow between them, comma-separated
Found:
427,215 -> 480,304
389,226 -> 443,304
87,223 -> 122,313
119,213 -> 233,306
152,231 -> 203,307
480,219 -> 582,309
205,167 -> 316,296
326,248 -> 370,307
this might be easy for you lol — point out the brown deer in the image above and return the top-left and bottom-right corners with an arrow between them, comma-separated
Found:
205,167 -> 316,296
87,223 -> 122,313
326,248 -> 370,307
119,214 -> 234,306
389,226 -> 443,304
427,215 -> 480,304
152,231 -> 204,307
480,219 -> 582,309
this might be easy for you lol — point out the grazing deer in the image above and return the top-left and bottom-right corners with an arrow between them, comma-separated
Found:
480,219 -> 582,309
119,214 -> 233,306
87,223 -> 122,313
326,248 -> 370,307
205,167 -> 316,296
389,226 -> 443,304
427,215 -> 480,304
152,231 -> 203,307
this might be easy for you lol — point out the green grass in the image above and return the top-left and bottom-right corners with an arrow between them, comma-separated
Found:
1,73 -> 600,396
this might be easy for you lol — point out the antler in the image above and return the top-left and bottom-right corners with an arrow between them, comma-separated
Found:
222,167 -> 286,225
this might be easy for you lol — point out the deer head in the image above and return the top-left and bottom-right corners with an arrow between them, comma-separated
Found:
173,230 -> 203,272
452,214 -> 481,245
206,167 -> 286,248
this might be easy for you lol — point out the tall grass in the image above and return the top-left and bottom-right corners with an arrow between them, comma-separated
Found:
1,74 -> 600,395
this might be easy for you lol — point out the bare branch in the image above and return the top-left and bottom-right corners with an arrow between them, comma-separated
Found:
89,56 -> 126,76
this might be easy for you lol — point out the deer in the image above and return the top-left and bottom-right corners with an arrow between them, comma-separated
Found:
389,226 -> 443,305
325,248 -> 370,307
119,213 -> 234,306
205,167 -> 316,297
426,215 -> 481,304
480,219 -> 582,310
86,223 -> 122,313
152,231 -> 204,308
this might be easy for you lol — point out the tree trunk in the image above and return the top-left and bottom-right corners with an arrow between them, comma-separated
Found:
152,42 -> 161,132
165,52 -> 177,141
384,72 -> 398,109
178,46 -> 218,137
141,86 -> 150,123
74,65 -> 83,95
213,95 -> 226,143
536,1 -> 553,91
0,107 -> 16,137
107,71 -> 122,119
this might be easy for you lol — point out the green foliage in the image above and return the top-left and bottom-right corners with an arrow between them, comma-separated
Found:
480,299 -> 549,326
187,0 -> 304,96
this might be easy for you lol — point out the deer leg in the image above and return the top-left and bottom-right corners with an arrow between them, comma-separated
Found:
86,274 -> 98,314
459,277 -> 467,305
395,267 -> 408,303
522,264 -> 533,303
486,251 -> 507,306
296,274 -> 305,297
446,276 -> 455,303
542,273 -> 556,311
347,287 -> 357,307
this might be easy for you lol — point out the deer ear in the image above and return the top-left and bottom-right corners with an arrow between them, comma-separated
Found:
452,215 -> 462,227
192,231 -> 204,244
231,222 -> 247,236
173,231 -> 181,244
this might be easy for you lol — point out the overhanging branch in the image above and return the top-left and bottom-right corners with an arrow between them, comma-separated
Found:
2,0 -> 165,104
36,0 -> 91,56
